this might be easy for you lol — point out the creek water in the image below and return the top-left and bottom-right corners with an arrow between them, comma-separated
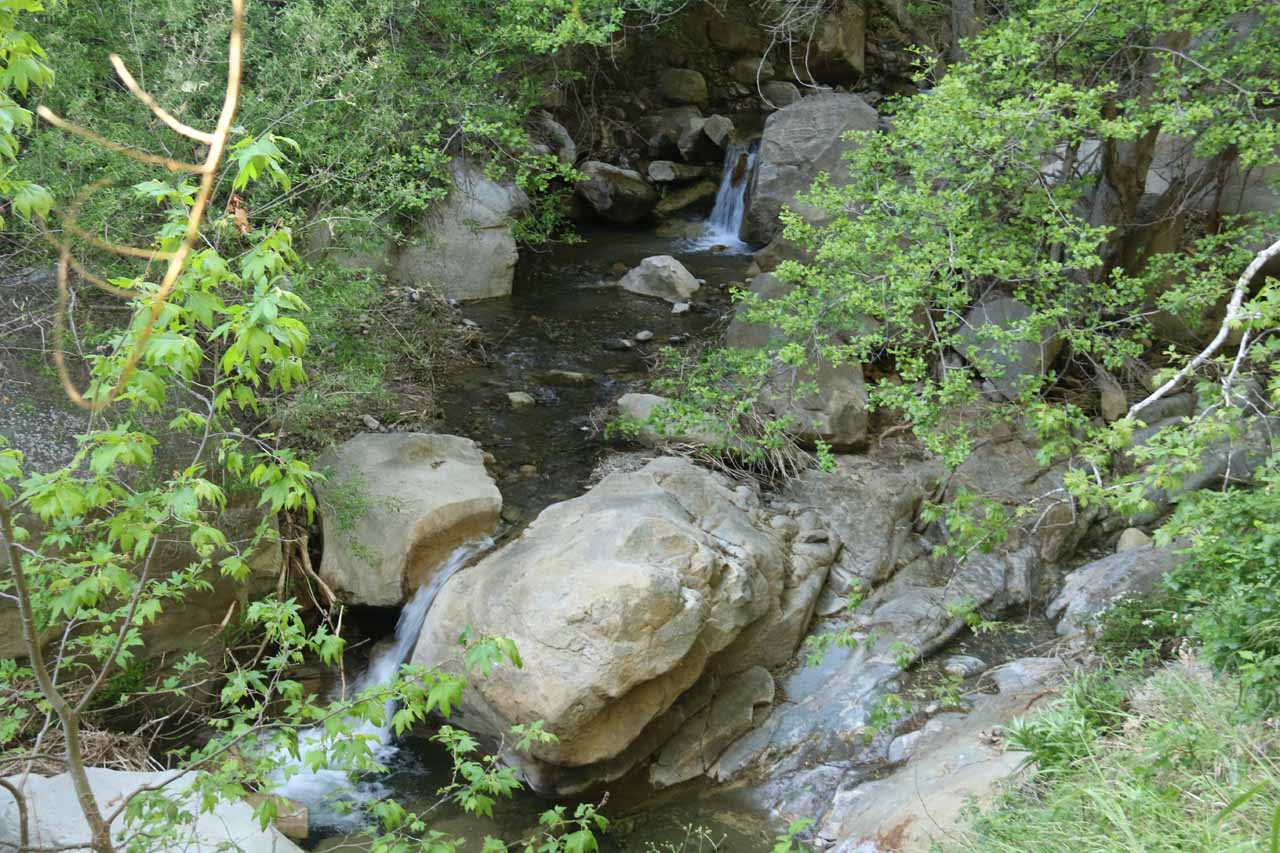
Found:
272,539 -> 493,831
307,158 -> 795,849
681,141 -> 759,255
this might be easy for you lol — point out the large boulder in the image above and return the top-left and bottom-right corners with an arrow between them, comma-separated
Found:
411,457 -> 838,793
742,93 -> 878,243
726,273 -> 868,448
655,180 -> 719,217
677,115 -> 733,163
619,256 -> 701,303
1047,546 -> 1185,636
0,769 -> 304,852
785,451 -> 945,599
316,433 -> 501,607
391,160 -> 530,302
637,107 -> 703,158
659,68 -> 709,105
956,296 -> 1064,400
575,161 -> 659,225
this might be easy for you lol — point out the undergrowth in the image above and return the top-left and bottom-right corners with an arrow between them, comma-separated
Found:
948,658 -> 1280,852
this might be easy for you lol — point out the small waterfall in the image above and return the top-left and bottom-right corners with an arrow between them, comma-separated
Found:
271,537 -> 492,829
683,140 -> 758,255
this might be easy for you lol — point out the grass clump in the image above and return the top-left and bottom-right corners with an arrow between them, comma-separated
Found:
948,658 -> 1280,852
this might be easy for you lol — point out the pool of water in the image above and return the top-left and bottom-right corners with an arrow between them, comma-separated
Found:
437,223 -> 756,520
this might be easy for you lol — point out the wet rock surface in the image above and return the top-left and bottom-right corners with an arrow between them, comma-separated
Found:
821,658 -> 1066,853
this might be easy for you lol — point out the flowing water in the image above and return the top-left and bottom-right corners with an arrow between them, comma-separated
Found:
272,538 -> 493,831
304,177 -> 784,848
681,141 -> 759,255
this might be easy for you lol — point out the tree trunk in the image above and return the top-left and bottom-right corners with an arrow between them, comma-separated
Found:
949,0 -> 980,62
0,502 -> 115,853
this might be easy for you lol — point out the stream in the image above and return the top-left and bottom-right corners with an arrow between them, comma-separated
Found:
298,155 -> 796,851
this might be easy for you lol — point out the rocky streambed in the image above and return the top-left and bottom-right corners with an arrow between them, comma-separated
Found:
299,214 -> 1140,852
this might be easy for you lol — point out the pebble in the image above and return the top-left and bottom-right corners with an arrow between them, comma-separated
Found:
1116,527 -> 1153,552
634,330 -> 655,343
602,338 -> 635,352
500,505 -> 523,524
671,302 -> 691,315
544,369 -> 593,385
360,414 -> 381,431
518,464 -> 539,479
942,655 -> 987,678
507,391 -> 536,409
667,334 -> 689,345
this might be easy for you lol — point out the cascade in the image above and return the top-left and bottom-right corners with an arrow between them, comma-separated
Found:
271,538 -> 492,829
684,140 -> 758,254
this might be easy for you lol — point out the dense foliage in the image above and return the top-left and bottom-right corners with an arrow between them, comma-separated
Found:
0,2 -> 671,851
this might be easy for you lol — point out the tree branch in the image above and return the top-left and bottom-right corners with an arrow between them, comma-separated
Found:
1128,237 -> 1280,420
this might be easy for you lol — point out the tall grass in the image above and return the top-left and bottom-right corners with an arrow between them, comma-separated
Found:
948,658 -> 1280,852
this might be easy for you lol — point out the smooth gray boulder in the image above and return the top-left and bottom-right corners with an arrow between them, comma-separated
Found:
391,160 -> 529,302
316,433 -> 501,607
648,161 -> 714,183
726,273 -> 868,448
761,80 -> 801,109
0,769 -> 304,853
1047,546 -> 1184,636
742,93 -> 878,243
575,161 -> 658,224
411,457 -> 837,794
956,296 -> 1063,400
619,255 -> 701,303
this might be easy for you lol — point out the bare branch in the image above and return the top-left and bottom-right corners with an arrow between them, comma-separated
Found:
108,54 -> 216,145
34,107 -> 203,174
1128,237 -> 1280,420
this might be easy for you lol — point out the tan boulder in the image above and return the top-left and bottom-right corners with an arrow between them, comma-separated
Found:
316,433 -> 501,606
411,457 -> 837,793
